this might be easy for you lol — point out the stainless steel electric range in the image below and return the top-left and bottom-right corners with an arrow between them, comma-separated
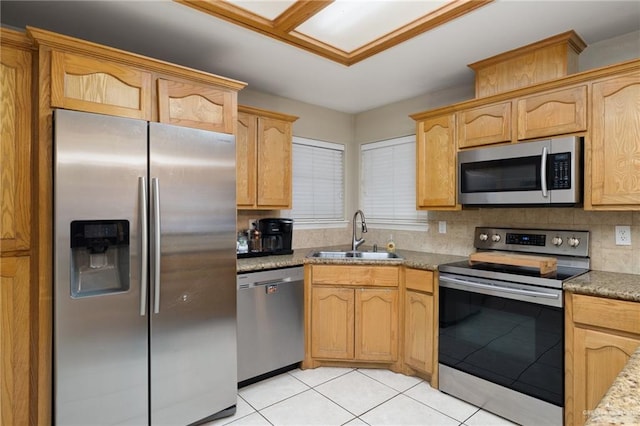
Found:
438,227 -> 590,426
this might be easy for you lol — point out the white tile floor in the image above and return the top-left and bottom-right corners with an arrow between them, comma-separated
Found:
205,367 -> 519,426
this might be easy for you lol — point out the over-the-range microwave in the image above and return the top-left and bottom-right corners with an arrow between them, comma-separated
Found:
458,136 -> 582,206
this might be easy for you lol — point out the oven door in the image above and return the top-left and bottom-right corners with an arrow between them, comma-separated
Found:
438,273 -> 564,424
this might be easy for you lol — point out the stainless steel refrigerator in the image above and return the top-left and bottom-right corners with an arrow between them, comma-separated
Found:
53,109 -> 237,425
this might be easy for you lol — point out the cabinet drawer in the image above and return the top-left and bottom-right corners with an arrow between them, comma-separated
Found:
311,265 -> 399,287
517,85 -> 587,140
457,101 -> 512,148
404,268 -> 434,293
572,294 -> 640,335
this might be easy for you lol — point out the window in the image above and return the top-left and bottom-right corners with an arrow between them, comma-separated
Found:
360,135 -> 427,227
289,137 -> 345,225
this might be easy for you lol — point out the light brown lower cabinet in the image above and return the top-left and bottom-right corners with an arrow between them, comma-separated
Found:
303,264 -> 438,386
565,293 -> 640,426
304,264 -> 400,368
403,268 -> 438,385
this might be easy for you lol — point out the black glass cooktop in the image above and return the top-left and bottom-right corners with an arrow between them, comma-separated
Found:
439,259 -> 589,289
441,259 -> 587,281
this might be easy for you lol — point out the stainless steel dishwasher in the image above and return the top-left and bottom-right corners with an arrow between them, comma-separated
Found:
237,266 -> 304,383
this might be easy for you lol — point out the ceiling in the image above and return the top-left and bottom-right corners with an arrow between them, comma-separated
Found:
2,1 -> 639,113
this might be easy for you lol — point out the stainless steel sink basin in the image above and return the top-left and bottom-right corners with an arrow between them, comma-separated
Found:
309,251 -> 402,260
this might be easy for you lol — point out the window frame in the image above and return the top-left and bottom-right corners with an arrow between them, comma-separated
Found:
360,134 -> 427,231
286,136 -> 347,230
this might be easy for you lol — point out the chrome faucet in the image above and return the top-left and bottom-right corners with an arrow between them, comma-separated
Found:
351,210 -> 368,251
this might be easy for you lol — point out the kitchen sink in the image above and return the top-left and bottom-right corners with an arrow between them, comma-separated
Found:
309,251 -> 403,260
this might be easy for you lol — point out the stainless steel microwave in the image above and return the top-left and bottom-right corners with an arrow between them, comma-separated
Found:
458,136 -> 582,206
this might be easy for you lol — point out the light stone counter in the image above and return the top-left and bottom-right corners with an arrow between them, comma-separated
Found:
564,270 -> 640,303
236,246 -> 466,273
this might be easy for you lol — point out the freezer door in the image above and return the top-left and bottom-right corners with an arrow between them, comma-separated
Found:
149,123 -> 237,424
54,109 -> 149,425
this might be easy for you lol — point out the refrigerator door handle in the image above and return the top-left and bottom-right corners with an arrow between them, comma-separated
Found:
152,177 -> 161,314
139,177 -> 148,316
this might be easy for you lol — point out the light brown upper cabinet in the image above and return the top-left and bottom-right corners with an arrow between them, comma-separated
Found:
1,31 -> 32,254
157,78 -> 236,133
516,85 -> 587,140
236,105 -> 298,210
457,101 -> 512,149
33,27 -> 245,129
414,113 -> 460,210
411,59 -> 639,212
586,71 -> 640,210
50,50 -> 153,120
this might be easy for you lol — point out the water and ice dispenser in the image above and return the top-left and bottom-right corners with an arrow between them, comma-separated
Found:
70,220 -> 130,297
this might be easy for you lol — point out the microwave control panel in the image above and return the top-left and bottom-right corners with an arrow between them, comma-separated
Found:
549,152 -> 571,189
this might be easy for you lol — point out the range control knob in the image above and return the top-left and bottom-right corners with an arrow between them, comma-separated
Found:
479,233 -> 489,241
552,236 -> 563,247
568,237 -> 580,248
491,234 -> 501,242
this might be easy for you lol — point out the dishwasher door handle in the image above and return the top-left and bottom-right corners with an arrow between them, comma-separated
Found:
253,278 -> 293,287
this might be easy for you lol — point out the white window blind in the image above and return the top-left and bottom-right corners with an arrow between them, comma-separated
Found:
290,137 -> 345,222
361,135 -> 426,223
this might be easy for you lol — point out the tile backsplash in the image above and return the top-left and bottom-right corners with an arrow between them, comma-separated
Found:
283,209 -> 640,275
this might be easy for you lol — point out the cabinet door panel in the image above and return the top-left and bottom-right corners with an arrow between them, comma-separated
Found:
590,73 -> 640,208
517,85 -> 587,140
355,288 -> 398,362
572,327 -> 640,424
416,115 -> 458,209
256,117 -> 292,208
0,256 -> 31,426
1,45 -> 31,253
457,102 -> 512,148
311,287 -> 354,359
404,291 -> 433,374
51,51 -> 151,120
236,112 -> 257,207
157,78 -> 235,133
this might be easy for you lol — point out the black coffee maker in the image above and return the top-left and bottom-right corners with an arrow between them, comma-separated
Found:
257,218 -> 293,255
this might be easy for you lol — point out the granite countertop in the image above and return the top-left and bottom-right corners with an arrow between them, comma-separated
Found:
585,346 -> 640,425
236,246 -> 466,273
564,270 -> 640,303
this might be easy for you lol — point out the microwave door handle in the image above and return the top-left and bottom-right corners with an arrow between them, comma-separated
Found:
541,146 -> 549,197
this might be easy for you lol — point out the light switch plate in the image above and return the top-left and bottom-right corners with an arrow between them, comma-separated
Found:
615,225 -> 631,246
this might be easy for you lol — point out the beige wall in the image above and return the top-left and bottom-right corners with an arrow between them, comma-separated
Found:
237,31 -> 640,275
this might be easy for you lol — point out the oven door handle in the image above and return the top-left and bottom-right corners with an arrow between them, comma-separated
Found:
439,275 -> 560,300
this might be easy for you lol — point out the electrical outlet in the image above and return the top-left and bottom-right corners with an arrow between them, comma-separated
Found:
439,221 -> 447,234
615,225 -> 632,246
248,218 -> 257,230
